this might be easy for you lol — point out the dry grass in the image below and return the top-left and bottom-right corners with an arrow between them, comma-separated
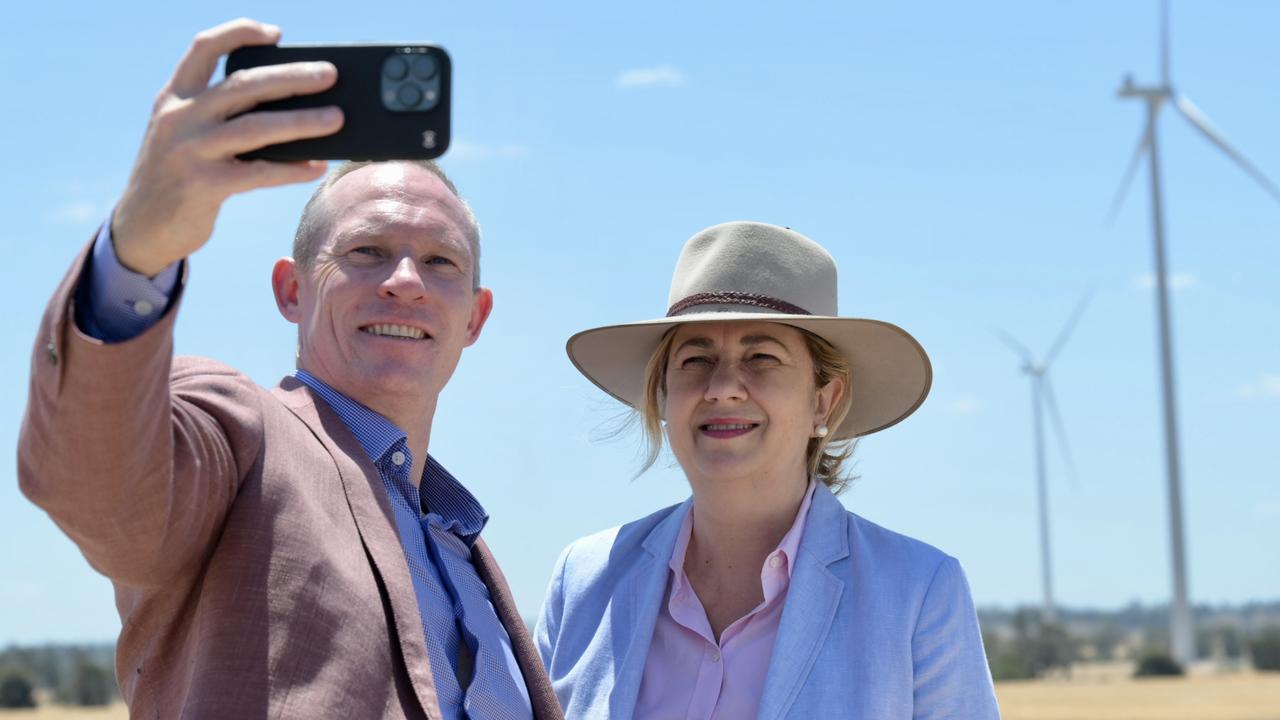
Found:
2,671 -> 1277,719
998,665 -> 1280,720
0,705 -> 127,719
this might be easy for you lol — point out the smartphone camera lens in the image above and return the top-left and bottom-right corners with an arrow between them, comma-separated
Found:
383,56 -> 409,80
396,83 -> 423,108
381,48 -> 441,113
412,56 -> 437,81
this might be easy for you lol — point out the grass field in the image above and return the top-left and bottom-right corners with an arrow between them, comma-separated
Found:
2,671 -> 1277,719
0,705 -> 126,719
998,671 -> 1280,720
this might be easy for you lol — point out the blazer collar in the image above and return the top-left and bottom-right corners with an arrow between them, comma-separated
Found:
607,487 -> 850,720
641,497 -> 692,560
796,481 -> 851,567
607,498 -> 692,718
272,378 -> 563,720
471,540 -> 565,720
757,483 -> 849,720
272,377 -> 442,719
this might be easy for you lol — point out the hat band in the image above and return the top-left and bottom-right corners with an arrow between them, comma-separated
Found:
667,291 -> 812,317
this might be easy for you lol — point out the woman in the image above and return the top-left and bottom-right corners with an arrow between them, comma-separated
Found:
536,222 -> 1000,719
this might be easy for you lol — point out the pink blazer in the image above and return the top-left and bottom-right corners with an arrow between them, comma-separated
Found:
18,245 -> 562,719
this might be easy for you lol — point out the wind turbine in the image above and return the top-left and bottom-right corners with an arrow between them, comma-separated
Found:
1109,0 -> 1280,666
998,293 -> 1089,626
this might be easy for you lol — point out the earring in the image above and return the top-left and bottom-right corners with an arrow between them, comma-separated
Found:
815,424 -> 829,438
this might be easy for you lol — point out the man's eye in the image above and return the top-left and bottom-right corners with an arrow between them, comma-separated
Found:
352,246 -> 381,257
425,256 -> 455,266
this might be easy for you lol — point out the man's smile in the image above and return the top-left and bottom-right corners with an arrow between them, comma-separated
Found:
359,323 -> 430,340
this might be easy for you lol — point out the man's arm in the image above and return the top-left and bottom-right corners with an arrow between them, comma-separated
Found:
76,218 -> 180,341
17,19 -> 343,588
18,252 -> 264,587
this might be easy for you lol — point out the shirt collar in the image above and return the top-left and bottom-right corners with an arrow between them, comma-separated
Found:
294,369 -> 404,462
669,479 -> 818,591
421,454 -> 489,541
293,370 -> 490,541
773,479 -> 816,570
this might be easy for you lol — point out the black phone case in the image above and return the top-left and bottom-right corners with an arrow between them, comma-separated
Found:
225,44 -> 451,161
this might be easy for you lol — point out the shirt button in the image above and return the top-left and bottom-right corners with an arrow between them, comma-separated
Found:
133,300 -> 154,315
391,451 -> 406,466
769,555 -> 782,569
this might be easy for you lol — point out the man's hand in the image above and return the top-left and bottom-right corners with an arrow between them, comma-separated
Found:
112,19 -> 344,277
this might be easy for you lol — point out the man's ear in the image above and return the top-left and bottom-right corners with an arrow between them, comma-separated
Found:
272,258 -> 302,324
464,287 -> 494,346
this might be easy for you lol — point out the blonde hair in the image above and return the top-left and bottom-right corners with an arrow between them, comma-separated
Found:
637,324 -> 857,493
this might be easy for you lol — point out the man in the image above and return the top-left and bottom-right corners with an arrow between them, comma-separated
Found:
17,19 -> 561,719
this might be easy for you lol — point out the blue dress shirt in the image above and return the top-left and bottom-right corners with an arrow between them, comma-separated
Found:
80,222 -> 533,720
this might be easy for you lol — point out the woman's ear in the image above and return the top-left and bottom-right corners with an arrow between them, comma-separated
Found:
814,376 -> 846,427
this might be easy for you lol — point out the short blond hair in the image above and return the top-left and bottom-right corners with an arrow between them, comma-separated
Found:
636,324 -> 857,493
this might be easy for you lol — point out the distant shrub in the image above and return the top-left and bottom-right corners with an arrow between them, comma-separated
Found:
1251,626 -> 1280,671
1134,653 -> 1184,677
0,672 -> 36,709
987,650 -> 1036,681
982,612 -> 1074,680
58,659 -> 113,706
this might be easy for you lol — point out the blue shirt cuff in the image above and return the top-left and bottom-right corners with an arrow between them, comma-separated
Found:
78,214 -> 181,342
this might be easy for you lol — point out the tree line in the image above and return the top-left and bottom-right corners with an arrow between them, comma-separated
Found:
0,643 -> 115,709
5,605 -> 1280,707
979,603 -> 1280,680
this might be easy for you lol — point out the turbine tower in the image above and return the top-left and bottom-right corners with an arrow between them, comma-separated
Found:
998,294 -> 1089,626
1110,0 -> 1280,665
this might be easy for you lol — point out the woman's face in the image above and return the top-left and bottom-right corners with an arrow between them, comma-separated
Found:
663,321 -> 839,485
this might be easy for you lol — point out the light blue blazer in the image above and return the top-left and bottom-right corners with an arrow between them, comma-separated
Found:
535,482 -> 1000,719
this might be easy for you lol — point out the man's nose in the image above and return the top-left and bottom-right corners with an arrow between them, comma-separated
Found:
703,360 -> 747,403
379,256 -> 427,301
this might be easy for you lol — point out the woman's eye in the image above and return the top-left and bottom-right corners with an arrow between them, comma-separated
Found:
680,356 -> 712,368
748,353 -> 779,363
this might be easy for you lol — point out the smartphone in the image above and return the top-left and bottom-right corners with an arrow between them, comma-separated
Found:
224,43 -> 451,161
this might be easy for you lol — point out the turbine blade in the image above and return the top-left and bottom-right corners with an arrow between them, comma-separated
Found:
1043,288 -> 1095,368
1106,124 -> 1153,224
1174,95 -> 1280,204
1042,375 -> 1079,489
1160,0 -> 1170,87
994,328 -> 1033,365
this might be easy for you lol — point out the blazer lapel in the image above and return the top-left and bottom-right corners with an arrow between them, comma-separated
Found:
471,539 -> 563,720
272,378 -> 441,719
756,485 -> 849,720
607,500 -> 691,719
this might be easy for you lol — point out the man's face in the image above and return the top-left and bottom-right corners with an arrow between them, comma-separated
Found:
273,163 -> 492,417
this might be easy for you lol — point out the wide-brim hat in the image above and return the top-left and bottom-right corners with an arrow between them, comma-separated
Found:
566,221 -> 932,439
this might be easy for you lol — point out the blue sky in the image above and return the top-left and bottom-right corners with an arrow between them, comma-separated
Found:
2,1 -> 1277,643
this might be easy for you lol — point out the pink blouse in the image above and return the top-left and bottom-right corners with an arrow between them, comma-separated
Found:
634,481 -> 817,720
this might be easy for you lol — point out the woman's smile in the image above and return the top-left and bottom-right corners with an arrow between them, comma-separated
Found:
698,418 -> 761,439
